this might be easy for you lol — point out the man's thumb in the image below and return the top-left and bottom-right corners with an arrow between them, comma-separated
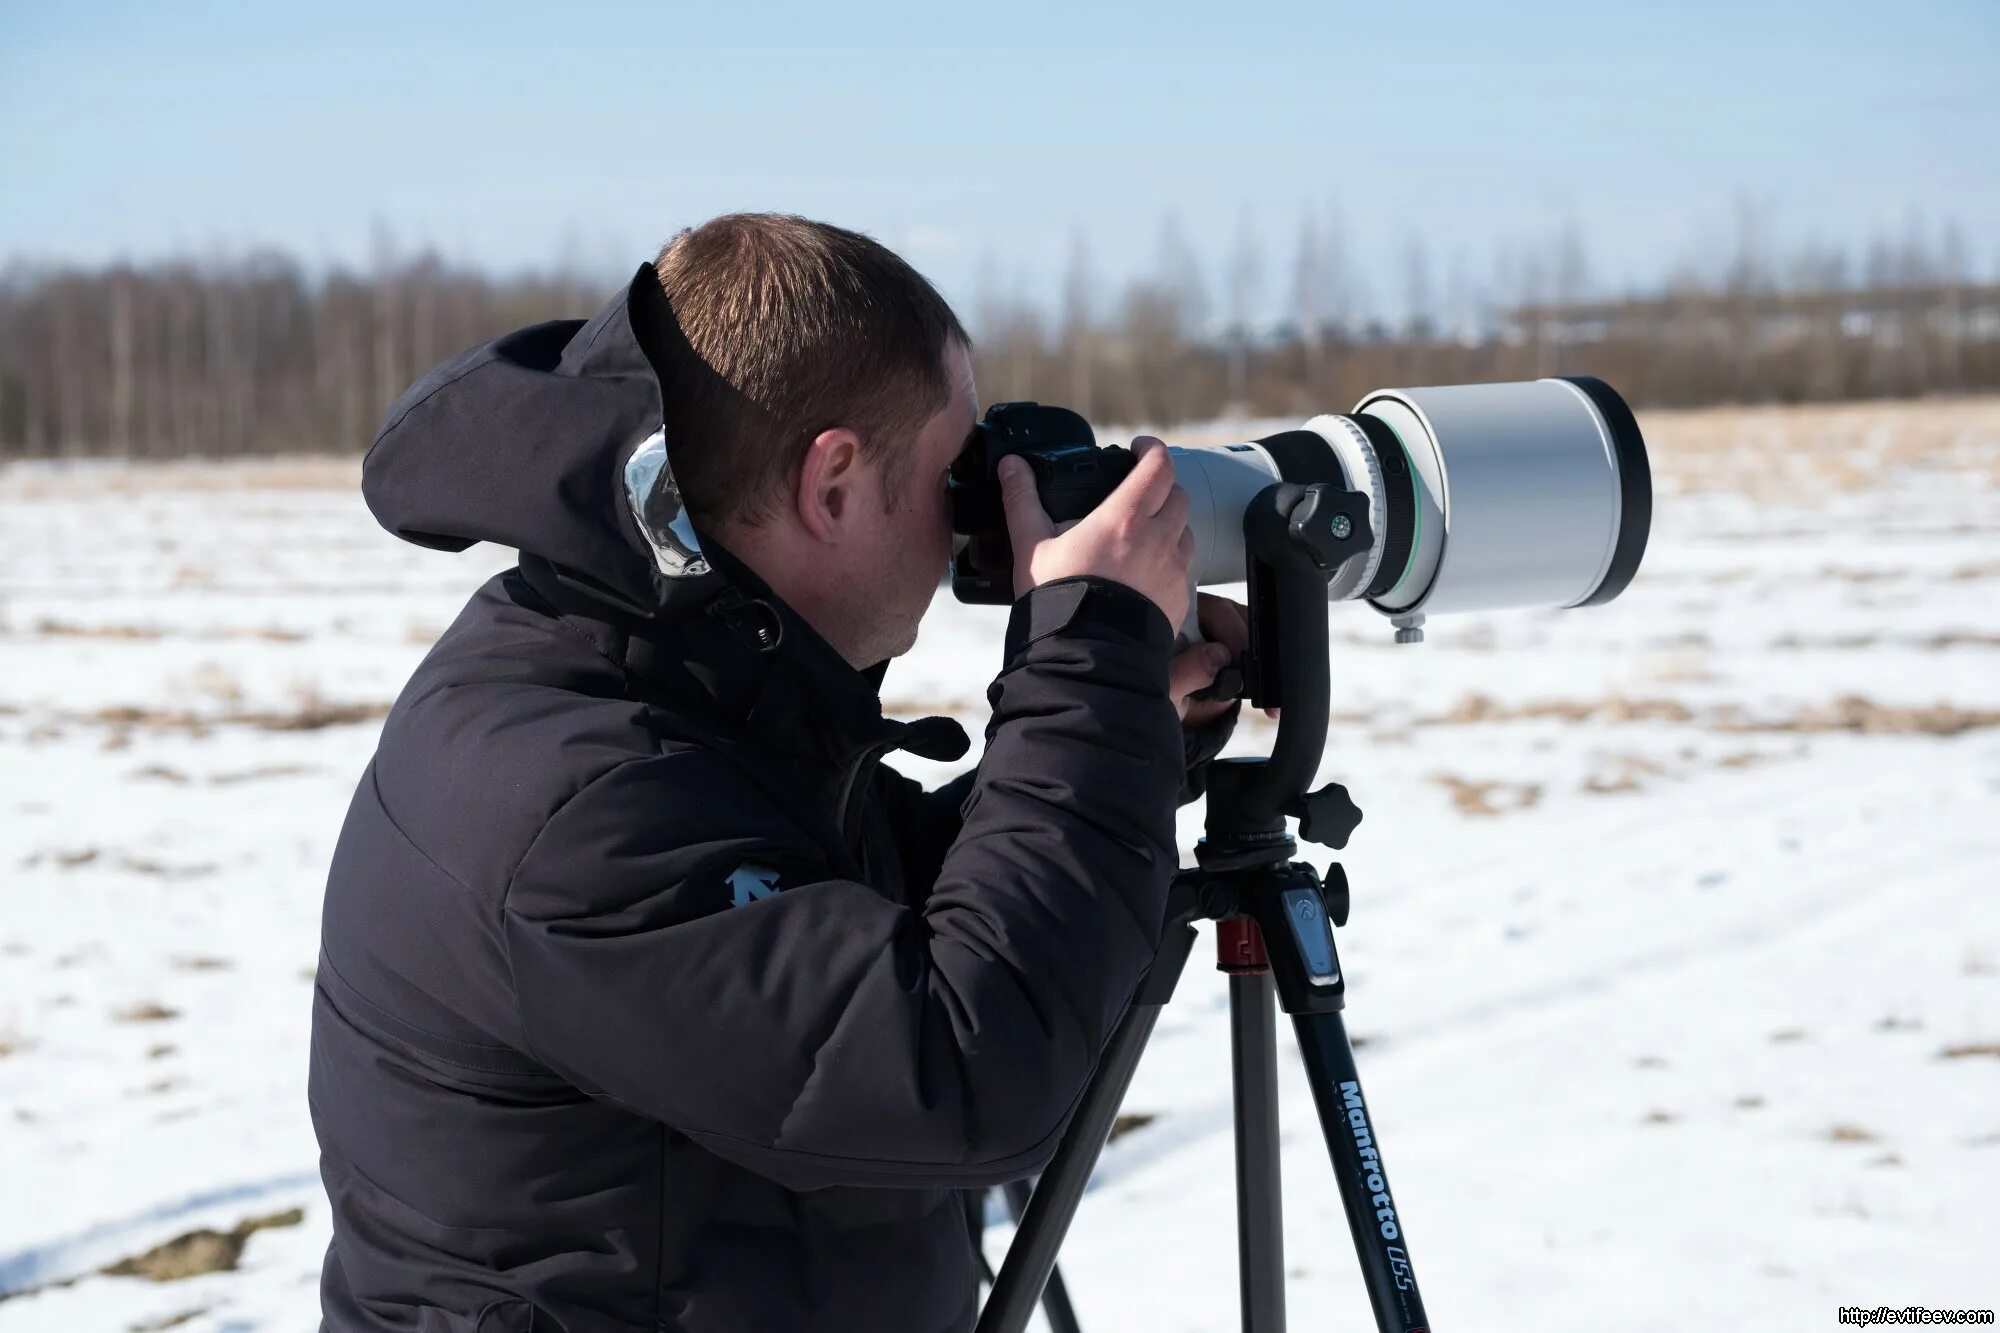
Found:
997,455 -> 1053,544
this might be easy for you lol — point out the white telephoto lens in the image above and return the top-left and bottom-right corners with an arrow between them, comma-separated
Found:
1167,376 -> 1651,635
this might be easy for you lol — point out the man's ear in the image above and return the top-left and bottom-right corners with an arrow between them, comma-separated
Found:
795,427 -> 862,544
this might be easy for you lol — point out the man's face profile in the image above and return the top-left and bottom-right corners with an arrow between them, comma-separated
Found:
831,338 -> 979,664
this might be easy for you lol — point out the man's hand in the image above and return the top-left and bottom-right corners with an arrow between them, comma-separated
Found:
999,435 -> 1194,629
1171,595 -> 1281,726
1174,594 -> 1245,726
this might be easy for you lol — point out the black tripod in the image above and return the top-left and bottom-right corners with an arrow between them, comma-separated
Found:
977,481 -> 1431,1333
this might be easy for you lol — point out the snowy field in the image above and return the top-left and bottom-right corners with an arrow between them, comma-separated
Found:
2,396 -> 1997,1331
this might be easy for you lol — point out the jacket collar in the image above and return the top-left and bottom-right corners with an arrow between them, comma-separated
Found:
518,538 -> 966,774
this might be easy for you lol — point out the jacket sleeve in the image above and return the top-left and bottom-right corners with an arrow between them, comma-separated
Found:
501,576 -> 1185,1192
877,674 -> 1241,898
1178,699 -> 1241,803
871,764 -> 979,902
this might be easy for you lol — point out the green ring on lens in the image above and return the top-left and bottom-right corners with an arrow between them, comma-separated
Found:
1374,422 -> 1421,597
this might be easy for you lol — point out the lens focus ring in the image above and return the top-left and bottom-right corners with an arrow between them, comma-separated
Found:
1300,415 -> 1386,600
1349,414 -> 1418,603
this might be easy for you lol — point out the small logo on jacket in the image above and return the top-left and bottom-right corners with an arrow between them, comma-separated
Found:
727,864 -> 782,908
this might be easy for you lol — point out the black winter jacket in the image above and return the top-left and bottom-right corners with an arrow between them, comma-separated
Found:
310,267 -> 1232,1333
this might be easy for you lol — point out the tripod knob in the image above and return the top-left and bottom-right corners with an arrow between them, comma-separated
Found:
1289,782 -> 1362,849
1321,862 -> 1351,927
1287,485 -> 1374,574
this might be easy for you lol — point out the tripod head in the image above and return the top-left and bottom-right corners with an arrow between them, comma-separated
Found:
1199,479 -> 1372,855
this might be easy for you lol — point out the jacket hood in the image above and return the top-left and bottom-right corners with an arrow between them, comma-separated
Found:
363,264 -> 718,619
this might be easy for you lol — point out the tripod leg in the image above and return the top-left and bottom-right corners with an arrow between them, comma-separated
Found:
977,921 -> 1198,1333
1230,972 -> 1287,1332
1002,1180 -> 1081,1333
1293,1010 -> 1430,1333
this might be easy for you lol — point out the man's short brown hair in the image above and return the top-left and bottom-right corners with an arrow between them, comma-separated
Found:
650,213 -> 969,525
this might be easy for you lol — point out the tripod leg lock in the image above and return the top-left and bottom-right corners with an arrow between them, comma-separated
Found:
1245,864 -> 1348,1015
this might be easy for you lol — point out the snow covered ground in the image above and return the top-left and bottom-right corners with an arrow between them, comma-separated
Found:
2,398 -> 1996,1331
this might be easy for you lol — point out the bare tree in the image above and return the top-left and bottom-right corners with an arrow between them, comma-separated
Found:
1225,207 -> 1262,411
1320,200 -> 1359,339
1291,207 -> 1325,397
1060,226 -> 1095,416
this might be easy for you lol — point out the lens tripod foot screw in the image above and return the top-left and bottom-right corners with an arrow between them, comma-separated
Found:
1391,612 -> 1426,645
1330,514 -> 1353,539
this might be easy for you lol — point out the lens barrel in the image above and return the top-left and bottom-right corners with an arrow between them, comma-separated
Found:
1347,375 -> 1649,616
1167,376 -> 1651,630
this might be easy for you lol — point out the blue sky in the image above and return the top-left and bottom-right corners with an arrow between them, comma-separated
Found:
3,0 -> 1996,324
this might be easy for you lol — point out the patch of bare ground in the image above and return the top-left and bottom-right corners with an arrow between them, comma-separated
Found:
1420,692 -> 2000,737
130,1309 -> 209,1331
112,1002 -> 180,1024
1711,696 -> 2000,737
1815,564 -> 1915,583
19,847 -> 214,878
129,762 -> 317,786
65,696 -> 392,742
1828,1124 -> 1882,1144
209,764 -> 315,784
1939,1042 -> 2000,1059
117,854 -> 217,878
21,619 -> 307,644
99,1208 -> 305,1283
1430,774 -> 1543,817
0,1029 -> 24,1058
1425,694 -> 1695,727
1767,630 -> 2000,650
880,699 -> 990,728
1108,1112 -> 1156,1143
0,455 -> 361,498
1770,632 -> 1883,651
1636,395 -> 2000,499
1582,752 -> 1668,796
169,956 -> 232,972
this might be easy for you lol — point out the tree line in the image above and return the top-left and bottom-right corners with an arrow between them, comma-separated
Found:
2,216 -> 1994,460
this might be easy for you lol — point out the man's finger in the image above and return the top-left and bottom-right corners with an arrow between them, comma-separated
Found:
1183,697 -> 1239,729
1167,641 -> 1231,702
997,454 -> 1054,546
1197,594 -> 1251,655
1114,436 -> 1177,518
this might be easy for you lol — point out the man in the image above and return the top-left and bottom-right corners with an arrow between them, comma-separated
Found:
311,213 -> 1243,1333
